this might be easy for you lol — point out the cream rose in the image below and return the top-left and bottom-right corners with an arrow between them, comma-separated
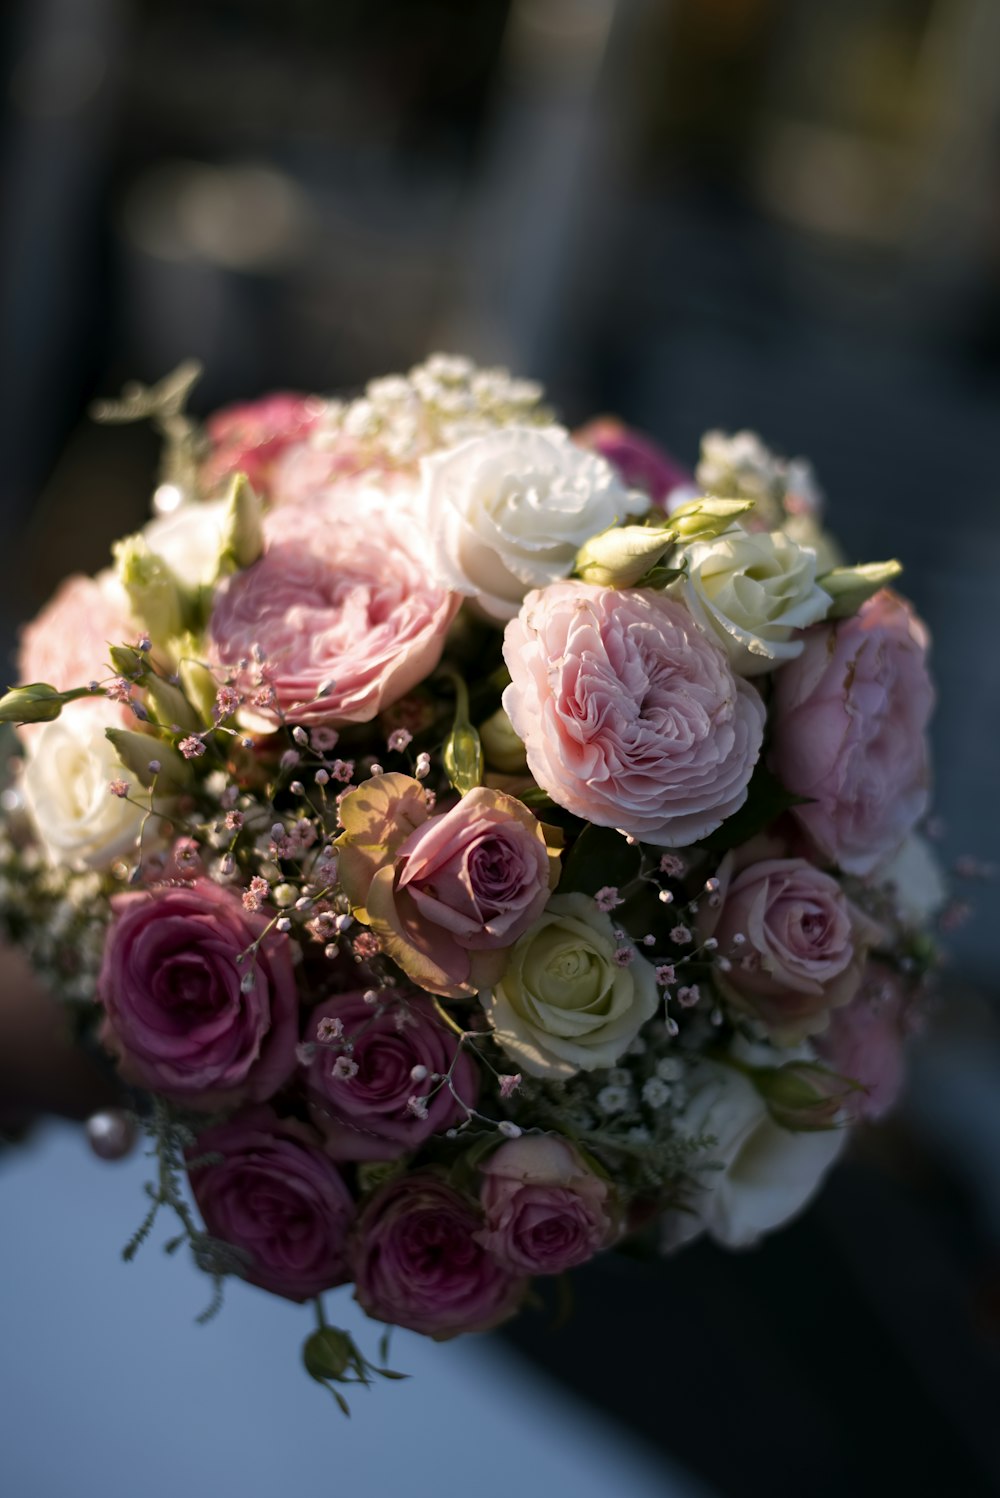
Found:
662,1062 -> 844,1251
22,707 -> 146,869
480,893 -> 659,1078
143,499 -> 229,588
675,528 -> 831,676
418,425 -> 647,621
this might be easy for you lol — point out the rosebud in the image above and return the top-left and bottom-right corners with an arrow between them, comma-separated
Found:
302,1326 -> 354,1383
574,525 -> 677,587
752,1060 -> 860,1132
113,535 -> 185,644
668,495 -> 755,542
818,561 -> 903,619
478,706 -> 528,773
105,728 -> 191,791
108,645 -> 146,679
218,472 -> 264,574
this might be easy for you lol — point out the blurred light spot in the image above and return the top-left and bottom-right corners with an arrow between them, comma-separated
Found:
9,35 -> 105,119
1,788 -> 23,814
152,484 -> 184,515
123,162 -> 306,270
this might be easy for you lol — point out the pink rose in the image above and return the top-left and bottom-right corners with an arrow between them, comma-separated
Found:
475,1135 -> 618,1274
208,493 -> 459,730
18,572 -> 133,732
574,417 -> 692,505
708,853 -> 878,1039
305,989 -> 479,1160
187,1108 -> 354,1301
815,962 -> 917,1121
337,775 -> 559,997
200,392 -> 323,497
97,879 -> 298,1106
351,1173 -> 526,1338
770,590 -> 934,876
502,582 -> 765,846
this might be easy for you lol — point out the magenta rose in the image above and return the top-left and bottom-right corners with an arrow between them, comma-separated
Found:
187,1108 -> 354,1301
208,492 -> 459,730
97,879 -> 298,1106
707,852 -> 880,1039
502,582 -> 765,846
305,989 -> 479,1160
815,962 -> 917,1121
475,1135 -> 619,1275
352,1173 -> 527,1338
574,417 -> 692,506
770,590 -> 934,876
200,392 -> 323,497
338,776 -> 559,996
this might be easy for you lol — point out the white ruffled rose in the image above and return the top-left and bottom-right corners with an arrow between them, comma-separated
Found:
143,499 -> 229,588
22,707 -> 146,870
481,893 -> 660,1078
418,425 -> 647,621
878,833 -> 947,926
675,527 -> 832,676
662,1062 -> 844,1250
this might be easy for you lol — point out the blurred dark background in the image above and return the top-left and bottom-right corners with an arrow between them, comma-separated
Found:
1,3 -> 999,1495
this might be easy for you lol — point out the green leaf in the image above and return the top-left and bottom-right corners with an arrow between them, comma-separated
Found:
558,824 -> 641,897
700,763 -> 809,853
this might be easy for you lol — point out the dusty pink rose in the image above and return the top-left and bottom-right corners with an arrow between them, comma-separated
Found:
305,989 -> 479,1160
18,572 -> 133,733
351,1173 -> 526,1338
97,879 -> 298,1106
208,492 -> 459,730
708,853 -> 878,1039
475,1135 -> 618,1274
187,1108 -> 354,1300
337,775 -> 559,997
770,590 -> 934,876
574,417 -> 692,506
815,962 -> 917,1121
502,582 -> 765,846
200,392 -> 323,497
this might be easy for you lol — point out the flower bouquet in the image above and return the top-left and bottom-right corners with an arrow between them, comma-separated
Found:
0,356 -> 941,1404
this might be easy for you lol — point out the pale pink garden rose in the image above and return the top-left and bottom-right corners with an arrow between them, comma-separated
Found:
770,590 -> 934,877
707,852 -> 881,1040
304,989 -> 479,1160
337,775 -> 560,997
573,417 -> 692,507
475,1135 -> 619,1275
351,1172 -> 527,1338
18,571 -> 133,728
187,1108 -> 355,1301
97,879 -> 299,1108
208,491 -> 460,731
814,962 -> 918,1122
502,582 -> 766,846
200,392 -> 324,498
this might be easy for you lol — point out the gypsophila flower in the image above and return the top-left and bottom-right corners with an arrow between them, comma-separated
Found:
242,875 -> 270,913
106,677 -> 133,704
655,964 -> 676,986
224,810 -> 244,832
613,946 -> 634,967
330,759 -> 354,783
670,925 -> 692,945
214,686 -> 240,719
656,1057 -> 684,1083
108,779 -> 129,799
332,1056 -> 359,1081
677,985 -> 701,1008
311,726 -> 339,752
497,1120 -> 522,1138
499,1073 -> 522,1099
353,931 -> 381,960
178,736 -> 206,760
406,1094 -> 429,1120
596,1085 -> 632,1115
415,752 -> 431,779
388,728 -> 413,753
642,1077 -> 672,1109
660,854 -> 685,877
594,886 -> 624,913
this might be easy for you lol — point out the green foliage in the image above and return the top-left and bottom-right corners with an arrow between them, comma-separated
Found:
699,762 -> 808,853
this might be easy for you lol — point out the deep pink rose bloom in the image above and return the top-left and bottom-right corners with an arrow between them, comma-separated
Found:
502,582 -> 765,846
208,494 -> 459,730
97,879 -> 298,1107
201,393 -> 323,497
188,1108 -> 354,1301
708,854 -> 878,1040
815,962 -> 917,1121
574,417 -> 692,506
305,990 -> 479,1160
352,1173 -> 526,1338
337,776 -> 559,997
770,590 -> 934,877
475,1135 -> 618,1275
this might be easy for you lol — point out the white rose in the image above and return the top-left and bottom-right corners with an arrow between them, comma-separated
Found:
481,893 -> 660,1078
418,425 -> 647,622
22,706 -> 146,870
143,499 -> 229,588
662,1062 -> 844,1250
675,528 -> 832,676
878,833 -> 947,926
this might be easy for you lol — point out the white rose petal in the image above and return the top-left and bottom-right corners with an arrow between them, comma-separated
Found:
418,425 -> 647,622
878,833 -> 947,926
22,706 -> 146,870
662,1062 -> 844,1251
675,528 -> 832,676
143,499 -> 229,588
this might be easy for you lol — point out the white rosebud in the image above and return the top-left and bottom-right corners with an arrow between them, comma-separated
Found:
143,498 -> 228,588
417,425 -> 647,622
661,1062 -> 844,1251
674,528 -> 832,676
22,708 -> 146,870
